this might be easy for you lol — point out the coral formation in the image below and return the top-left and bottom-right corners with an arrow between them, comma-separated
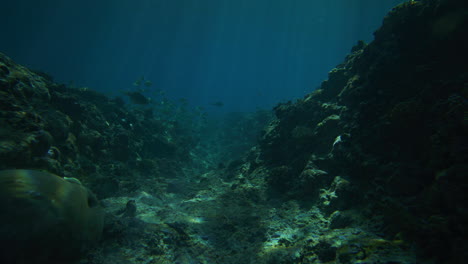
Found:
249,0 -> 468,262
0,169 -> 103,264
0,50 -> 202,197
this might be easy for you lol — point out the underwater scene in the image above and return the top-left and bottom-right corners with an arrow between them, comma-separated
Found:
0,0 -> 467,263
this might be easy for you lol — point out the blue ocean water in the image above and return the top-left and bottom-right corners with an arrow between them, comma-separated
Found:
0,0 -> 403,113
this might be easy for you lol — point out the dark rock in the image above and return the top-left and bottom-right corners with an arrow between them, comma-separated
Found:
313,241 -> 337,262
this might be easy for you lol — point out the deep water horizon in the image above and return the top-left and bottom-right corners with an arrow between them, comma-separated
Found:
0,0 -> 403,113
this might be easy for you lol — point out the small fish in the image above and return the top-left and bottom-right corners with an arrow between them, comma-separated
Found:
210,101 -> 224,107
144,80 -> 152,87
123,91 -> 151,105
133,76 -> 145,87
133,80 -> 141,87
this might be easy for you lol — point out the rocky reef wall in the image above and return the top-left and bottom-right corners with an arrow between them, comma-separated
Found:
242,0 -> 467,262
0,53 -> 199,198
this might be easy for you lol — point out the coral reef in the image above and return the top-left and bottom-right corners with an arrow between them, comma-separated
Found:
247,0 -> 468,262
0,52 -> 201,198
0,169 -> 103,264
0,0 -> 466,263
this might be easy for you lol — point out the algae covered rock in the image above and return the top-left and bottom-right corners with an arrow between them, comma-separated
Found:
0,169 -> 104,264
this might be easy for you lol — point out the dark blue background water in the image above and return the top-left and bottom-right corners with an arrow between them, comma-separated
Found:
1,0 -> 403,112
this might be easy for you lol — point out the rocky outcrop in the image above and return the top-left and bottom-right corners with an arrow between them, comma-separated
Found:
0,52 -> 198,198
0,169 -> 104,264
244,0 -> 467,262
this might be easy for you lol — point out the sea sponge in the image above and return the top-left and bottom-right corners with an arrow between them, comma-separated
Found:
0,169 -> 104,264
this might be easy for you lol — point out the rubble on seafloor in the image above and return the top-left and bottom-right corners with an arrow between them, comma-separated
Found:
0,0 -> 467,263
